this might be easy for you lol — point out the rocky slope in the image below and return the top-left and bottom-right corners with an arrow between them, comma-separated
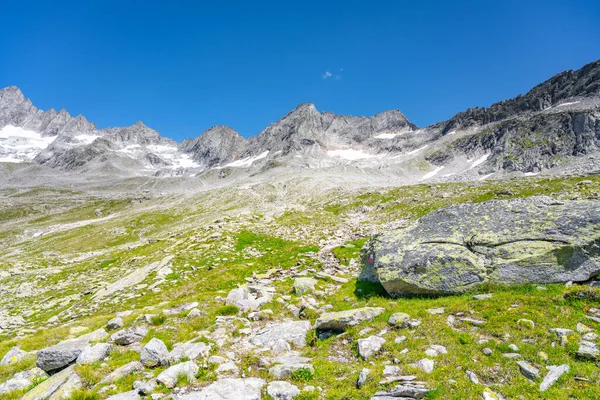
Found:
1,60 -> 599,183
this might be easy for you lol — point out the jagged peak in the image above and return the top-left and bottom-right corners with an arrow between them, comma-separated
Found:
0,86 -> 25,102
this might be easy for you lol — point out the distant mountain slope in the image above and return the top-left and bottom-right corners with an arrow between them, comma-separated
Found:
1,59 -> 599,181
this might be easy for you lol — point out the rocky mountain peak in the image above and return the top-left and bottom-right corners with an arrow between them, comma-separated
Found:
0,86 -> 25,104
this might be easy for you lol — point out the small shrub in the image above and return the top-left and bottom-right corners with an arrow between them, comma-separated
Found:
176,372 -> 193,387
64,389 -> 100,400
150,314 -> 167,326
290,367 -> 314,382
215,305 -> 239,316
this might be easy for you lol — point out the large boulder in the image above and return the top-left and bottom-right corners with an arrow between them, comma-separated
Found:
315,307 -> 385,331
362,197 -> 600,295
140,338 -> 169,367
36,340 -> 89,372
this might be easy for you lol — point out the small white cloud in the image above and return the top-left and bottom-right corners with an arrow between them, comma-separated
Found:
322,69 -> 343,80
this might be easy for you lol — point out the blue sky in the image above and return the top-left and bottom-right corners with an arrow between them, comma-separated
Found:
1,1 -> 599,141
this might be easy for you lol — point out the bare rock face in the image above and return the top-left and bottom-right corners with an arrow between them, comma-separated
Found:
180,126 -> 245,168
362,196 -> 600,295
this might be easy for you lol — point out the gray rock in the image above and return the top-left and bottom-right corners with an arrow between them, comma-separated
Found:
21,365 -> 76,400
576,345 -> 599,359
293,278 -> 318,295
250,320 -> 312,349
540,365 -> 570,391
163,302 -> 200,315
371,384 -> 431,399
156,361 -> 198,388
36,339 -> 89,372
76,343 -> 113,364
111,326 -> 148,345
473,294 -> 493,300
177,377 -> 266,399
362,197 -> 600,295
266,380 -> 300,399
141,338 -> 170,367
107,317 -> 124,330
357,368 -> 370,389
0,367 -> 48,395
1,346 -> 29,366
100,361 -> 144,384
482,348 -> 493,356
133,379 -> 156,395
269,361 -> 314,380
466,370 -> 479,384
387,313 -> 410,328
315,307 -> 384,331
226,287 -> 264,312
412,358 -> 434,374
357,336 -> 386,360
517,361 -> 540,380
169,341 -> 211,363
106,390 -> 141,400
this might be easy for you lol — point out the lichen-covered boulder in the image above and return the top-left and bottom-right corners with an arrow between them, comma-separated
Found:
361,197 -> 600,295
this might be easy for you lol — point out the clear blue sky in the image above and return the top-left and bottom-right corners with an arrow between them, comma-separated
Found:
1,1 -> 599,141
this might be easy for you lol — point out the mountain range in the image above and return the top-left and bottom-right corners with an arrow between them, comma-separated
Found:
1,60 -> 599,184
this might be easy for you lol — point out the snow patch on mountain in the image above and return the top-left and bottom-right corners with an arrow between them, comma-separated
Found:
0,125 -> 56,162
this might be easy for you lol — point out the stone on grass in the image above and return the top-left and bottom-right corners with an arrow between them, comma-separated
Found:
106,390 -> 141,400
250,321 -> 312,350
111,326 -> 148,346
178,377 -> 266,400
482,348 -> 493,356
363,197 -> 600,295
0,367 -> 48,395
141,338 -> 170,367
412,358 -> 434,374
517,361 -> 540,380
269,361 -> 314,380
357,368 -> 370,389
106,317 -> 124,330
576,345 -> 599,359
517,319 -> 535,329
76,343 -> 113,364
156,361 -> 198,388
1,346 -> 29,366
267,380 -> 301,399
482,388 -> 505,400
387,313 -> 410,328
100,361 -> 144,384
21,365 -> 76,400
371,384 -> 431,399
466,370 -> 479,384
293,278 -> 318,295
36,339 -> 89,372
357,336 -> 386,360
540,365 -> 569,392
473,294 -> 493,300
315,307 -> 384,332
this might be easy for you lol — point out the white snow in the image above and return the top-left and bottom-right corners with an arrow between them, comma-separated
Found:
523,172 -> 540,176
75,134 -> 99,144
478,173 -> 494,181
555,101 -> 580,108
146,144 -> 201,169
374,132 -> 400,139
327,149 -> 376,160
0,125 -> 56,162
422,166 -> 444,180
224,150 -> 270,168
468,153 -> 490,170
407,145 -> 428,155
446,130 -> 457,135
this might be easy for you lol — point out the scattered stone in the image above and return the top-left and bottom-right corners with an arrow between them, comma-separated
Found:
387,313 -> 410,328
133,379 -> 156,395
502,353 -> 522,359
187,308 -> 202,318
100,361 -> 144,384
0,346 -> 29,366
466,370 -> 479,384
576,345 -> 599,359
226,287 -> 269,312
517,361 -> 540,380
583,332 -> 598,341
156,361 -> 199,388
371,383 -> 431,399
482,387 -> 505,400
169,341 -> 211,363
482,348 -> 493,356
293,278 -> 318,295
21,365 -> 77,400
357,368 -> 370,389
395,336 -> 407,344
426,307 -> 445,315
269,356 -> 314,380
473,294 -> 492,300
163,302 -> 200,315
76,343 -> 113,364
0,367 -> 48,395
508,344 -> 519,352
425,345 -> 447,357
106,317 -> 124,330
178,377 -> 266,399
111,326 -> 148,345
250,320 -> 312,349
315,307 -> 384,332
412,358 -> 434,374
116,310 -> 134,318
357,336 -> 386,360
141,338 -> 170,367
106,390 -> 141,400
540,365 -> 570,391
36,339 -> 89,372
267,380 -> 301,399
576,322 -> 592,333
460,318 -> 485,326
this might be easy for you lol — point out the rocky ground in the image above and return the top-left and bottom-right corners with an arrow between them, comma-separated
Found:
1,173 -> 599,399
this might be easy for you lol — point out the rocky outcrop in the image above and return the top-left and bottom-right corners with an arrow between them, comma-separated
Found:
362,196 -> 600,295
180,126 -> 245,168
